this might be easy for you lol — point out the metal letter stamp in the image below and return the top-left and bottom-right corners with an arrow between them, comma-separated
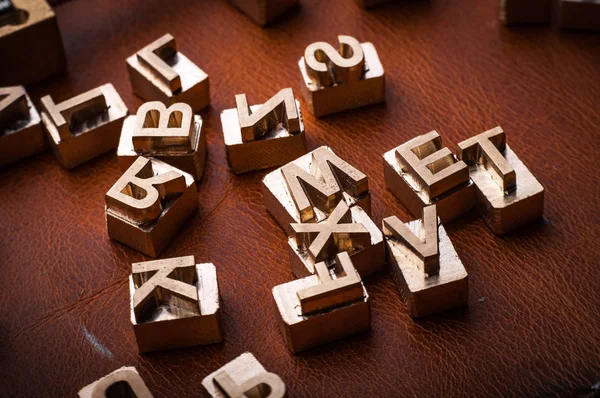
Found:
129,256 -> 223,353
273,252 -> 370,353
78,367 -> 153,398
500,0 -> 552,25
117,102 -> 207,181
202,352 -> 286,397
0,0 -> 66,86
355,0 -> 394,8
288,200 -> 384,278
383,130 -> 475,223
457,126 -> 544,234
262,146 -> 371,234
558,0 -> 600,31
221,88 -> 307,174
105,157 -> 197,257
127,34 -> 210,112
40,83 -> 128,168
226,0 -> 298,26
383,205 -> 468,318
298,35 -> 385,117
0,85 -> 45,166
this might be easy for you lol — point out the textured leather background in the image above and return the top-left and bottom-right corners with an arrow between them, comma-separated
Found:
1,0 -> 599,397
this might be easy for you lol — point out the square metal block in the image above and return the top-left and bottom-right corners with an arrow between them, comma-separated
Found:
41,83 -> 128,169
288,205 -> 385,278
0,0 -> 66,86
202,352 -> 286,398
117,113 -> 207,181
222,97 -> 307,174
558,0 -> 600,31
105,157 -> 197,257
385,217 -> 468,318
78,367 -> 153,398
0,86 -> 46,167
500,0 -> 552,25
127,34 -> 210,113
227,0 -> 298,26
262,146 -> 371,235
355,0 -> 394,8
273,273 -> 370,353
298,41 -> 385,117
129,257 -> 223,353
383,132 -> 475,223
457,127 -> 544,234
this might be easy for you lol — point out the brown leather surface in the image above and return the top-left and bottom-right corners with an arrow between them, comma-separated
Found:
1,0 -> 599,397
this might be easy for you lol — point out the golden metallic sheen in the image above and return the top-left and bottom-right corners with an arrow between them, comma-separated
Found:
129,256 -> 223,353
127,33 -> 210,112
273,252 -> 370,353
221,88 -> 307,174
383,130 -> 475,223
288,201 -> 385,278
202,352 -> 287,398
78,367 -> 153,398
40,83 -> 128,169
298,35 -> 385,117
105,157 -> 197,257
263,146 -> 371,235
117,102 -> 207,181
0,85 -> 45,167
383,205 -> 468,318
456,126 -> 544,235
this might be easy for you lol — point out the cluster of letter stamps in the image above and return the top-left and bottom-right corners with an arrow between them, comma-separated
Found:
0,1 -> 550,396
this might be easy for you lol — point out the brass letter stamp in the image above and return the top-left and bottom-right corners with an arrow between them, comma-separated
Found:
226,0 -> 298,26
105,157 -> 197,257
273,251 -> 370,353
383,130 -> 475,223
262,146 -> 371,234
221,88 -> 307,174
78,367 -> 153,398
383,205 -> 468,318
40,83 -> 128,168
298,35 -> 385,117
202,352 -> 286,397
127,34 -> 210,112
558,0 -> 600,31
129,256 -> 223,353
0,0 -> 66,86
117,102 -> 207,181
288,200 -> 384,278
500,0 -> 552,25
0,85 -> 45,166
456,126 -> 544,235
355,0 -> 393,8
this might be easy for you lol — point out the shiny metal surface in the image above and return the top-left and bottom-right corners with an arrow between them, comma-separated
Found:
40,83 -> 128,168
129,256 -> 223,353
383,206 -> 468,318
298,36 -> 385,117
127,34 -> 210,113
383,131 -> 476,223
272,252 -> 370,353
457,127 -> 544,235
222,88 -> 307,174
202,352 -> 287,398
78,367 -> 153,398
105,157 -> 197,257
262,146 -> 370,234
0,85 -> 45,166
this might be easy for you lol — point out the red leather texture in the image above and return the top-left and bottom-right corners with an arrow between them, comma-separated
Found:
1,0 -> 599,397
